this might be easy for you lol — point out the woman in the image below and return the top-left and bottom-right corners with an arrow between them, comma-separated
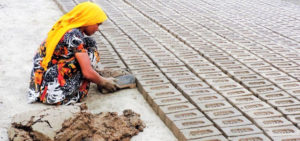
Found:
28,2 -> 117,105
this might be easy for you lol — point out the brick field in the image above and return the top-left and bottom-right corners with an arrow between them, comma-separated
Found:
55,0 -> 300,140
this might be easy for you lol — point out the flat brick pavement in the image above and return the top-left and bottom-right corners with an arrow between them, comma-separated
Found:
55,0 -> 300,140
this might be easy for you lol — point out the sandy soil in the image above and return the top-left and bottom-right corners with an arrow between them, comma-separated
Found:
0,0 -> 177,140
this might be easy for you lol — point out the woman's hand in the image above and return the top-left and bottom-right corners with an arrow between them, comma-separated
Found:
99,77 -> 117,92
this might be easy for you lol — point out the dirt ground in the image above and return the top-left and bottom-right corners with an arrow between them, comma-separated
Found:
9,104 -> 146,141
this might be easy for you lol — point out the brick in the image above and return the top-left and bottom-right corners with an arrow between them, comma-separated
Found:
153,95 -> 188,112
127,63 -> 157,70
265,126 -> 300,138
227,69 -> 257,77
215,60 -> 241,67
143,84 -> 176,94
213,82 -> 243,92
122,54 -> 147,60
149,53 -> 174,59
192,66 -> 222,74
274,136 -> 300,141
188,62 -> 215,68
277,82 -> 300,90
147,50 -> 170,55
268,76 -> 298,84
205,78 -> 236,85
278,105 -> 300,115
209,56 -> 234,62
245,61 -> 271,68
222,65 -> 249,71
229,134 -> 271,141
172,117 -> 213,137
190,135 -> 228,141
157,61 -> 185,68
258,91 -> 291,100
131,68 -> 161,75
190,94 -> 225,104
264,58 -> 290,63
158,102 -> 197,120
170,77 -> 203,86
160,66 -> 190,73
165,110 -> 205,125
242,79 -> 273,89
99,55 -> 119,60
181,57 -> 207,63
244,108 -> 282,119
182,88 -> 218,97
228,95 -> 260,105
101,63 -> 126,69
219,88 -> 252,98
268,98 -> 300,107
179,126 -> 221,141
289,72 -> 300,80
197,72 -> 228,79
196,100 -> 232,112
250,85 -> 281,95
135,73 -> 166,81
177,82 -> 210,91
273,62 -> 298,68
254,117 -> 293,128
239,57 -> 263,63
286,88 -> 300,96
117,50 -> 142,55
237,101 -> 271,112
287,115 -> 300,124
165,71 -> 195,78
260,71 -> 288,78
138,77 -> 170,86
222,125 -> 262,137
100,59 -> 123,65
125,58 -> 152,65
251,66 -> 279,73
147,89 -> 182,105
214,116 -> 252,128
233,74 -> 264,83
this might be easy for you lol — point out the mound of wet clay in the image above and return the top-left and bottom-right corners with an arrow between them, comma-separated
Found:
8,104 -> 145,141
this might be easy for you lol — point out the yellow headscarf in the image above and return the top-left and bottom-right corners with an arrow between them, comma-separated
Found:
41,2 -> 107,70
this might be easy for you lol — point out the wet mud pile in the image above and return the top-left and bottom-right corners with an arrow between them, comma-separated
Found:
8,104 -> 145,141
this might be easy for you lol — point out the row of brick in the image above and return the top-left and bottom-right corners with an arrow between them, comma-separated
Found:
96,0 -> 273,140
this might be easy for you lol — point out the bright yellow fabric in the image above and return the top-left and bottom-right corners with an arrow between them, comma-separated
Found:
41,2 -> 107,70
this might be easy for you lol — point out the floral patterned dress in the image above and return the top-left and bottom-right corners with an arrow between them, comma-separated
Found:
28,28 -> 100,105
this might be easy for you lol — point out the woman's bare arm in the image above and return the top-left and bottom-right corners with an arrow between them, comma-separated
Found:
75,52 -> 116,91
